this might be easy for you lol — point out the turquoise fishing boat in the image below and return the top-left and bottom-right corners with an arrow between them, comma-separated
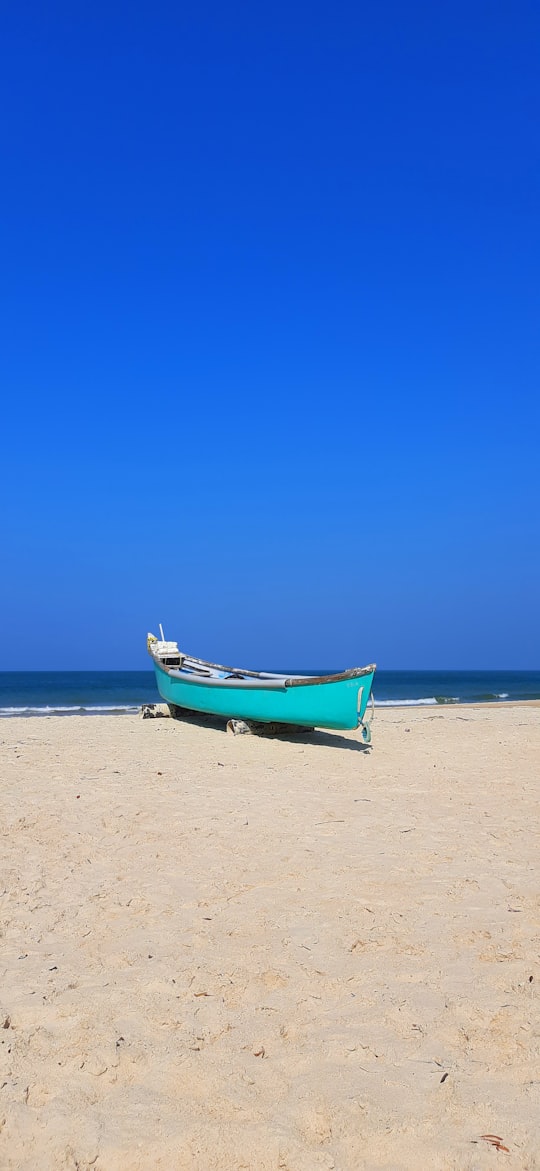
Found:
147,631 -> 376,738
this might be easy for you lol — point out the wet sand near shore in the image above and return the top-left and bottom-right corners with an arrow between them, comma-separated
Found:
1,705 -> 538,1170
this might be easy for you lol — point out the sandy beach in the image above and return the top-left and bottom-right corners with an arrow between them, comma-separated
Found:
1,705 -> 538,1170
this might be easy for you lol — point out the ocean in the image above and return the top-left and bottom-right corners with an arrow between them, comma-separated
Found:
0,669 -> 539,716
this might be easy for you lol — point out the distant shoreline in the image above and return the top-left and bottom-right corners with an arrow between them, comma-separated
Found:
1,697 -> 539,718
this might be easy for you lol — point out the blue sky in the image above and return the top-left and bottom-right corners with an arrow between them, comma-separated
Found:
1,0 -> 539,669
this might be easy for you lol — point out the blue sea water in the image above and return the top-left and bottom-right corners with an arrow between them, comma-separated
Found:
0,669 -> 539,716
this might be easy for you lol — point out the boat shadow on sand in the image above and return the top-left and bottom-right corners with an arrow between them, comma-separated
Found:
160,705 -> 372,753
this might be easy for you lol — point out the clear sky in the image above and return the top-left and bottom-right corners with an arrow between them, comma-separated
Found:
1,1 -> 539,670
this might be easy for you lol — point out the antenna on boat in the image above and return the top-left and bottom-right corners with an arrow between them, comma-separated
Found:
159,623 -> 165,641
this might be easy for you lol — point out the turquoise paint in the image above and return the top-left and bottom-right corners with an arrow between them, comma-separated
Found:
153,661 -> 375,731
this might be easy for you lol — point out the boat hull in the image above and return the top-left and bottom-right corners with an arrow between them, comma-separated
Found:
153,660 -> 375,731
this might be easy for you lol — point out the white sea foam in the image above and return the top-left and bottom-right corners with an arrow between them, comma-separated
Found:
374,697 -> 439,707
0,704 -> 139,717
497,693 -> 509,699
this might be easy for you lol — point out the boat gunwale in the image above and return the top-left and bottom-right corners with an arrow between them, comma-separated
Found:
166,669 -> 288,691
149,647 -> 376,689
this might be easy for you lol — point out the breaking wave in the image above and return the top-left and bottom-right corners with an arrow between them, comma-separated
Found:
375,697 -> 439,707
375,692 -> 516,707
0,704 -> 139,717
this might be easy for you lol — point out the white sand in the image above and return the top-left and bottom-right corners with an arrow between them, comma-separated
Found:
1,705 -> 539,1170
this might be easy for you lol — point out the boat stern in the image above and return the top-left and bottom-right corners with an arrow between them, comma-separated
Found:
357,667 -> 376,743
